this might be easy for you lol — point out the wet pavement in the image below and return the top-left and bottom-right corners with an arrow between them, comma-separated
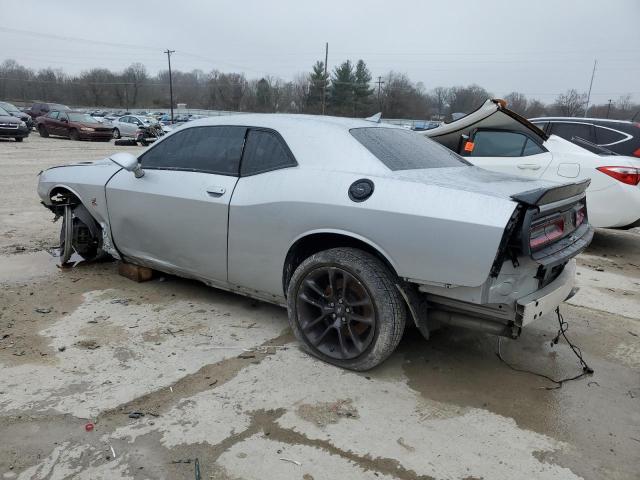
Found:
1,136 -> 639,479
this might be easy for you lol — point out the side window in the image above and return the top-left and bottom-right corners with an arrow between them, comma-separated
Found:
141,126 -> 246,175
121,116 -> 130,123
47,111 -> 59,119
241,129 -> 296,176
58,112 -> 68,121
521,138 -> 545,156
469,130 -> 528,157
550,122 -> 595,143
594,126 -> 626,145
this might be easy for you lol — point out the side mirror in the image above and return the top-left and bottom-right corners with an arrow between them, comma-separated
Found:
109,152 -> 144,178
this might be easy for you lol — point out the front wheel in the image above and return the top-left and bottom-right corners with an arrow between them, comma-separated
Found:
112,128 -> 120,139
287,247 -> 406,371
69,129 -> 80,141
14,137 -> 23,142
38,125 -> 49,138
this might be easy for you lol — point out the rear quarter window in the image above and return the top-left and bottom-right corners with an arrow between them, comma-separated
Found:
594,126 -> 627,145
350,127 -> 468,170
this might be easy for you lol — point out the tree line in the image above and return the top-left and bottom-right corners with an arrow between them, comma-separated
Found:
0,58 -> 637,121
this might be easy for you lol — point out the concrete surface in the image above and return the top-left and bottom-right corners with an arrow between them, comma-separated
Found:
1,136 -> 639,479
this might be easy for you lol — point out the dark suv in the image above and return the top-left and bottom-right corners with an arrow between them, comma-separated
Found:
27,102 -> 70,120
0,101 -> 35,130
530,117 -> 640,157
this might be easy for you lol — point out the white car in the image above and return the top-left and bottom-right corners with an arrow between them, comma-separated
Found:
424,100 -> 640,228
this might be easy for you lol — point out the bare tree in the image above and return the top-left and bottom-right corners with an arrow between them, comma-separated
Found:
552,89 -> 586,117
504,92 -> 527,115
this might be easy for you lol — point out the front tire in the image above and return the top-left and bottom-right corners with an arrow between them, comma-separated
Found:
112,128 -> 120,139
38,125 -> 49,138
69,129 -> 80,141
287,247 -> 406,371
14,137 -> 23,142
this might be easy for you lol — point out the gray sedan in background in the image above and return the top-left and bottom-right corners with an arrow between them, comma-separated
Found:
110,114 -> 158,139
36,114 -> 593,370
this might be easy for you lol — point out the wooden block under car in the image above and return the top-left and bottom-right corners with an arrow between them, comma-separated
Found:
118,262 -> 153,282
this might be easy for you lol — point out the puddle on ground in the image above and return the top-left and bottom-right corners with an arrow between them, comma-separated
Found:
0,250 -> 61,282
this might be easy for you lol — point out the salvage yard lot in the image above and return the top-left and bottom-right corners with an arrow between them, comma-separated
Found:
1,135 -> 639,479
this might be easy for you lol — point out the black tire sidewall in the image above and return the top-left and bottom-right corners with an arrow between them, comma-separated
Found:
287,247 -> 406,371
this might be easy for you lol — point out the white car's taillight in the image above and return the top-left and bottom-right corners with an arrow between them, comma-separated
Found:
596,166 -> 640,186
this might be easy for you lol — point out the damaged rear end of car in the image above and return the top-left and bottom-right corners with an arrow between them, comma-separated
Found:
415,178 -> 593,340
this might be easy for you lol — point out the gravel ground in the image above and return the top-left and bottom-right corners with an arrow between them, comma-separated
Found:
1,135 -> 639,480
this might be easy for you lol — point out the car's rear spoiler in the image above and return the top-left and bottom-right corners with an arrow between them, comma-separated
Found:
510,179 -> 590,207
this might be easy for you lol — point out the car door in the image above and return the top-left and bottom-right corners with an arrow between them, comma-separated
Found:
43,111 -> 60,134
227,128 -> 299,296
462,129 -> 552,179
116,116 -> 132,137
105,125 -> 247,283
57,112 -> 71,137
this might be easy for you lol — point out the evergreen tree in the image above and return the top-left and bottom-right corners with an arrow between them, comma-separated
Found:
307,61 -> 328,114
255,78 -> 272,112
329,60 -> 355,115
353,60 -> 374,116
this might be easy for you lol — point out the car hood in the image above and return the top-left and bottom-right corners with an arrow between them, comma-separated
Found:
391,166 -> 563,201
0,114 -> 23,124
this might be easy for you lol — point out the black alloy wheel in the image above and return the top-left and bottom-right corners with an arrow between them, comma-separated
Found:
296,266 -> 376,360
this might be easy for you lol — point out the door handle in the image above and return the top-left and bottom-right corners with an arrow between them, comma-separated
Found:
517,164 -> 541,170
206,186 -> 226,196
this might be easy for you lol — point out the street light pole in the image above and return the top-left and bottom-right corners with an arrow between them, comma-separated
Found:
164,49 -> 175,123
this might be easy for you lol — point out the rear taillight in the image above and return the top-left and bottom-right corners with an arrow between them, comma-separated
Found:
575,204 -> 586,227
632,148 -> 640,158
596,166 -> 640,186
530,217 -> 565,250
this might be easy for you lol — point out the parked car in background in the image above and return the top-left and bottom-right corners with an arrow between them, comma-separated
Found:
36,110 -> 114,141
37,114 -> 592,370
26,102 -> 70,119
424,99 -> 640,229
0,105 -> 30,141
111,115 -> 161,139
0,101 -> 35,130
530,117 -> 640,158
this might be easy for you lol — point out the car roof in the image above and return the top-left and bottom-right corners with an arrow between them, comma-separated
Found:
186,113 -> 396,132
174,113 -> 404,173
530,117 -> 637,125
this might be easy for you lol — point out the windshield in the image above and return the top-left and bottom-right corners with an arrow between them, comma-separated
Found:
0,106 -> 11,116
0,102 -> 19,113
68,113 -> 97,123
350,127 -> 470,171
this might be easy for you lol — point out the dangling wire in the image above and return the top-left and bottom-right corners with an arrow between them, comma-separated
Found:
496,307 -> 594,390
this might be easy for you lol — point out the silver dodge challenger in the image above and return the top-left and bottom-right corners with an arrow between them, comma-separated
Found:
37,114 -> 593,370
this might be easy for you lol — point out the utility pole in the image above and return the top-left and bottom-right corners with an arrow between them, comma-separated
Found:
584,59 -> 597,118
376,76 -> 385,111
606,99 -> 612,119
164,49 -> 175,123
321,42 -> 328,115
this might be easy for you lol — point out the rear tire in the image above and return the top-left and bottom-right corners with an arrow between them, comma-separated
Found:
287,247 -> 406,371
38,125 -> 49,138
112,128 -> 120,139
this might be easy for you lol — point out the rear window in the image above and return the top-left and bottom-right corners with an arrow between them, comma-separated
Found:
350,127 -> 468,170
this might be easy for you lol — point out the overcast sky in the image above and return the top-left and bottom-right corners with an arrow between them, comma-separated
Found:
2,0 -> 639,103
